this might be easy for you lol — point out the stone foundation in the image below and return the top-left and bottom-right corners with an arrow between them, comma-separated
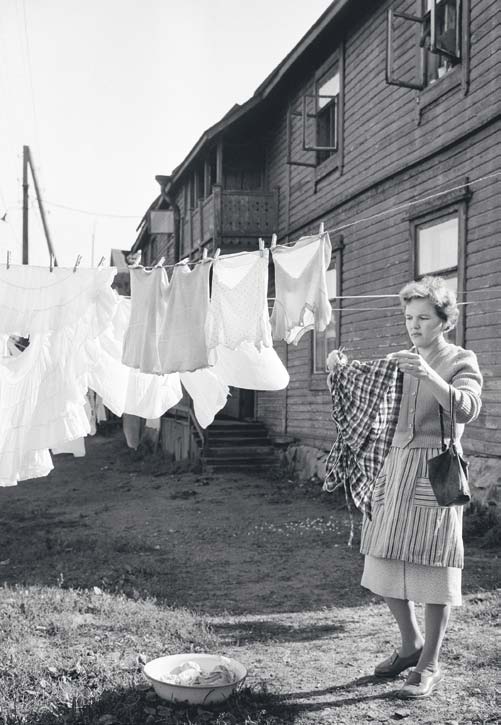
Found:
280,443 -> 501,505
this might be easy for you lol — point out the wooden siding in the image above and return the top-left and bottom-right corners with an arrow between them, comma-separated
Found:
258,120 -> 501,456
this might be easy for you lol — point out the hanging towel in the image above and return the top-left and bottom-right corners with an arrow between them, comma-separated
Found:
122,266 -> 169,374
323,352 -> 403,519
271,233 -> 332,345
158,261 -> 212,374
206,250 -> 272,350
179,368 -> 229,429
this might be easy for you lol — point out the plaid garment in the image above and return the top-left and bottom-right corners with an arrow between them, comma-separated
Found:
323,354 -> 403,519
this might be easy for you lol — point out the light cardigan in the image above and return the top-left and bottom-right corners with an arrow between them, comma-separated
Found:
391,338 -> 483,449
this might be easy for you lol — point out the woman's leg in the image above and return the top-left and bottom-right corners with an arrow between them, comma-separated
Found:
415,603 -> 451,672
384,596 -> 424,656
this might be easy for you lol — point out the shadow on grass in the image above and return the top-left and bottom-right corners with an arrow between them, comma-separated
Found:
8,684 -> 295,725
212,619 -> 346,645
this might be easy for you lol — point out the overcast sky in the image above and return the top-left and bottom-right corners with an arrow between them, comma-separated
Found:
0,0 -> 333,268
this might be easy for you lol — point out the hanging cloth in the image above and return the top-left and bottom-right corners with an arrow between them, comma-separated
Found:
0,266 -> 118,486
89,296 -> 183,419
271,233 -> 332,345
206,250 -> 272,350
323,352 -> 403,519
209,342 -> 289,391
122,266 -> 169,374
158,261 -> 213,374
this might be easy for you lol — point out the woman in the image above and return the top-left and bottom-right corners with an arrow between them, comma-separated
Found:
360,276 -> 482,699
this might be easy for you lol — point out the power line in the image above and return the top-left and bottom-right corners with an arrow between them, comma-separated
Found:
43,199 -> 141,219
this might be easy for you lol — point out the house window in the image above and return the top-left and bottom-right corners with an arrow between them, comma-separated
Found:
316,69 -> 339,165
422,0 -> 461,87
312,266 -> 338,373
413,211 -> 463,342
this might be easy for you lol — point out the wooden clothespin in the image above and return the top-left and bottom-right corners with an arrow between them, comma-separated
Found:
97,256 -> 105,267
202,247 -> 208,261
73,254 -> 82,273
258,238 -> 265,257
176,257 -> 190,266
155,256 -> 165,267
319,222 -> 325,236
6,250 -> 10,269
270,233 -> 277,250
214,248 -> 221,260
49,253 -> 54,273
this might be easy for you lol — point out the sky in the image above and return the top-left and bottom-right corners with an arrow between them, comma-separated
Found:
0,0 -> 334,268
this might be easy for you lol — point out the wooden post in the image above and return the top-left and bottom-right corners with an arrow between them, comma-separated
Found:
216,138 -> 223,185
28,148 -> 58,265
204,159 -> 211,198
22,145 -> 29,264
213,184 -> 222,254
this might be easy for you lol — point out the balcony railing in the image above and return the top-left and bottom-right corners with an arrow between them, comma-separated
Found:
181,185 -> 279,253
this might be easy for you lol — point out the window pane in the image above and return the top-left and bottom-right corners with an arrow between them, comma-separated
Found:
318,71 -> 339,109
326,267 -> 337,299
417,216 -> 458,274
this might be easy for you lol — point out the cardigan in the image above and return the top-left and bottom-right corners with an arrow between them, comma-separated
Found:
391,338 -> 483,449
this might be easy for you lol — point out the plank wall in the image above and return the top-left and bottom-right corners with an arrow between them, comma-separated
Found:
256,0 -> 501,456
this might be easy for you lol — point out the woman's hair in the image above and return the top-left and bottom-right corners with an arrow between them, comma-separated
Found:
399,276 -> 459,331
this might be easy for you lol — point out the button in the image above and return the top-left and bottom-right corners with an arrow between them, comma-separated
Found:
408,424 -> 412,428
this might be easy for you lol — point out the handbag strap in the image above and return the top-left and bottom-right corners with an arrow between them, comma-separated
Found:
438,385 -> 456,451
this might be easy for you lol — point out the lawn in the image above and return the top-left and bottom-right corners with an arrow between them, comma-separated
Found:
0,429 -> 499,725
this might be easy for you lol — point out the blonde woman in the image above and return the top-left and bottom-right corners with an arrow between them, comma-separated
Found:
360,276 -> 482,699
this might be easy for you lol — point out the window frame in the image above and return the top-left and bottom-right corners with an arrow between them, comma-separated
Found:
314,46 -> 345,181
310,237 -> 343,388
416,0 -> 470,118
408,188 -> 469,346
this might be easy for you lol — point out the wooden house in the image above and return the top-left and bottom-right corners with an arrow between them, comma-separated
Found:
131,0 -> 501,494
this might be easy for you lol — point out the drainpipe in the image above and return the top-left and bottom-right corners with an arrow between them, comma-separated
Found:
155,174 -> 181,261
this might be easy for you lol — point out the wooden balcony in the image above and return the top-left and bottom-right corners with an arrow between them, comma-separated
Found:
181,185 -> 279,256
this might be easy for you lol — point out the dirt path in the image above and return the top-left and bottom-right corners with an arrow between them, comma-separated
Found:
0,429 -> 499,724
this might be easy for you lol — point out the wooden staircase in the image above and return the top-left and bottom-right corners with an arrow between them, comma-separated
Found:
201,419 -> 277,473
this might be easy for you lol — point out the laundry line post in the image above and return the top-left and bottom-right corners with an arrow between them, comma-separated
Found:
21,145 -> 58,266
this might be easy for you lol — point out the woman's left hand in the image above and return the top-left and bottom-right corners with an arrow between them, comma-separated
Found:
387,350 -> 432,379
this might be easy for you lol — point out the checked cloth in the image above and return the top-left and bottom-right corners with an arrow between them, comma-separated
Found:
323,353 -> 403,519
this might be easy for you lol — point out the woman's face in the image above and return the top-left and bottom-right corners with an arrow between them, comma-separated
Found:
404,297 -> 445,349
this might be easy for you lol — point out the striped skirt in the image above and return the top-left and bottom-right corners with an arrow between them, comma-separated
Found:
360,446 -> 463,605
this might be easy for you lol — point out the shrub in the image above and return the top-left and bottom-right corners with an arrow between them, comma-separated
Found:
463,500 -> 501,548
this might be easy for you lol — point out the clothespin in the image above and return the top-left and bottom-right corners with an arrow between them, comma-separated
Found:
97,256 -> 105,267
258,238 -> 265,257
6,250 -> 10,269
271,233 -> 277,250
214,248 -> 221,260
202,247 -> 208,261
129,251 -> 142,268
176,257 -> 190,266
319,222 -> 325,236
155,256 -> 165,267
49,253 -> 54,273
73,254 -> 82,273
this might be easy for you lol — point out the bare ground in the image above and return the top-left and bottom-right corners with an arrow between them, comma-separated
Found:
0,428 -> 499,724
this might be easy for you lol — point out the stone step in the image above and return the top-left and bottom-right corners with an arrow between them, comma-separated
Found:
205,445 -> 275,457
205,436 -> 271,446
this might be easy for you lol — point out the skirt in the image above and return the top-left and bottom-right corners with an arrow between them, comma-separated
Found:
361,554 -> 462,606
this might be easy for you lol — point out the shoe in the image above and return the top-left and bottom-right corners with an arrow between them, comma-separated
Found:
374,648 -> 423,678
398,668 -> 443,699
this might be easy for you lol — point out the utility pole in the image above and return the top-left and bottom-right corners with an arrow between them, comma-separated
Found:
21,145 -> 57,265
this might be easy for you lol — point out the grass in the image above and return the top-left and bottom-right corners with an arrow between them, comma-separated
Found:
0,431 -> 500,725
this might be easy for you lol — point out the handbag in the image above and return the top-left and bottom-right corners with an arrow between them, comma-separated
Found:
427,385 -> 471,507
